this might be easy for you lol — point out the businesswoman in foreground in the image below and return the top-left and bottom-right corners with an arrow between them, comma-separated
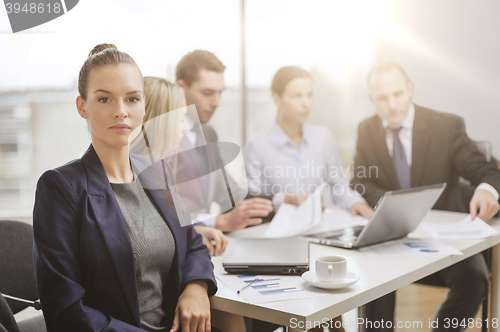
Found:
33,44 -> 218,332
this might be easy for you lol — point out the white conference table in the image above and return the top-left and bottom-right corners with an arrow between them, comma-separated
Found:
210,210 -> 500,332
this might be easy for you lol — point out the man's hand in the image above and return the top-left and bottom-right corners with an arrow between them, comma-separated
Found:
470,189 -> 500,221
350,202 -> 374,218
194,226 -> 228,256
285,194 -> 309,206
215,198 -> 273,232
170,281 -> 211,332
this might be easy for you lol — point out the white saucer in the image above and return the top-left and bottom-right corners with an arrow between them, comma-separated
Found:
302,271 -> 360,289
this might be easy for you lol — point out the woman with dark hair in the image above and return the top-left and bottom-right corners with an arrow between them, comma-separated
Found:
245,66 -> 373,332
33,44 -> 218,332
245,66 -> 373,217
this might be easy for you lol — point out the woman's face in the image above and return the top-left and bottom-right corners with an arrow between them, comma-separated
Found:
274,77 -> 313,124
77,64 -> 145,150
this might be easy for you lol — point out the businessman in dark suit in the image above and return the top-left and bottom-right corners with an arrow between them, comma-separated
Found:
351,62 -> 500,332
175,50 -> 273,233
33,145 -> 218,332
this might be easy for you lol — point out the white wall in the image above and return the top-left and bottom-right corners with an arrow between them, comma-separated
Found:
377,0 -> 500,157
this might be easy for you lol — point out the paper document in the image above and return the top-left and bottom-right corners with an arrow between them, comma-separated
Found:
360,238 -> 463,257
302,207 -> 369,236
263,183 -> 323,238
421,215 -> 498,239
216,273 -> 328,304
322,207 -> 369,227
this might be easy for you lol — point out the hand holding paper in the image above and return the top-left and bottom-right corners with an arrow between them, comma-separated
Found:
263,183 -> 323,238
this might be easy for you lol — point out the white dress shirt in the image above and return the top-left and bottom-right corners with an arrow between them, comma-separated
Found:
183,115 -> 197,147
244,123 -> 367,210
383,103 -> 499,200
382,103 -> 415,165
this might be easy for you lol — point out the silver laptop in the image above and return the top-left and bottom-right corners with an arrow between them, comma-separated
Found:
223,236 -> 309,275
307,183 -> 447,249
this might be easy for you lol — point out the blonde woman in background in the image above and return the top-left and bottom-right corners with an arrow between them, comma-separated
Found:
131,77 -> 245,332
131,77 -> 228,257
131,77 -> 188,168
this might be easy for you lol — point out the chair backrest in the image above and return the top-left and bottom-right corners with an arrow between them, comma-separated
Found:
0,293 -> 20,332
0,220 -> 38,314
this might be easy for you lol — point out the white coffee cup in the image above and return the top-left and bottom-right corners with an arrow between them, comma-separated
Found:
315,256 -> 347,283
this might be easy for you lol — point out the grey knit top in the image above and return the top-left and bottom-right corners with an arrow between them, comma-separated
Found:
111,175 -> 176,332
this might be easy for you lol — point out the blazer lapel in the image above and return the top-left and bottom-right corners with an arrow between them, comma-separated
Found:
81,145 -> 141,326
370,117 -> 401,189
411,106 -> 431,187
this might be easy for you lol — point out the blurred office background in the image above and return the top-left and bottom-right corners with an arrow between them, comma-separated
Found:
1,0 -> 500,218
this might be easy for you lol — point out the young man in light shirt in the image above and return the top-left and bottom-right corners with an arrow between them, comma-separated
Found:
175,50 -> 277,332
175,50 -> 273,233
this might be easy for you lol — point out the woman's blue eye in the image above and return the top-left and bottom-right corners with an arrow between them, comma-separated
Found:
98,98 -> 110,103
128,97 -> 139,102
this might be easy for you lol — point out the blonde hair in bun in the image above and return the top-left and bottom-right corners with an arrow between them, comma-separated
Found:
78,43 -> 142,100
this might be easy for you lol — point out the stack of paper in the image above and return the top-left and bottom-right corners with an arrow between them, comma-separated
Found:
421,215 -> 498,239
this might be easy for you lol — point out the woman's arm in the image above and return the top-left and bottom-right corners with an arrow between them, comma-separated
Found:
193,226 -> 228,256
245,138 -> 286,208
181,225 -> 217,296
170,281 -> 211,332
324,130 -> 371,215
33,170 -> 145,332
173,226 -> 216,331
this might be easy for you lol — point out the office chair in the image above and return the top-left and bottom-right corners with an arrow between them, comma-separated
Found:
473,141 -> 495,332
0,292 -> 19,332
0,220 -> 46,332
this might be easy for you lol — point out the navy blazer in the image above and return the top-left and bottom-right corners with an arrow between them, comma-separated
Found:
33,145 -> 217,332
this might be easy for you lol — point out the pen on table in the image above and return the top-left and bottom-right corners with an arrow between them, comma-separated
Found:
237,278 -> 259,294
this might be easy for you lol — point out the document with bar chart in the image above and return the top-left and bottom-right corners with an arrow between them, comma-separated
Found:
216,274 -> 328,304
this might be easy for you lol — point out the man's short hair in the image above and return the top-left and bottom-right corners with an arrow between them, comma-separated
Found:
367,62 -> 410,89
176,50 -> 226,86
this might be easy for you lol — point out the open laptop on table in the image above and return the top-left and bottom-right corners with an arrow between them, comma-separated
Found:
307,183 -> 446,249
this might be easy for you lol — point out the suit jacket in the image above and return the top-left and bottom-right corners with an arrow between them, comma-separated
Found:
174,124 -> 247,220
33,145 -> 217,332
351,105 -> 500,212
